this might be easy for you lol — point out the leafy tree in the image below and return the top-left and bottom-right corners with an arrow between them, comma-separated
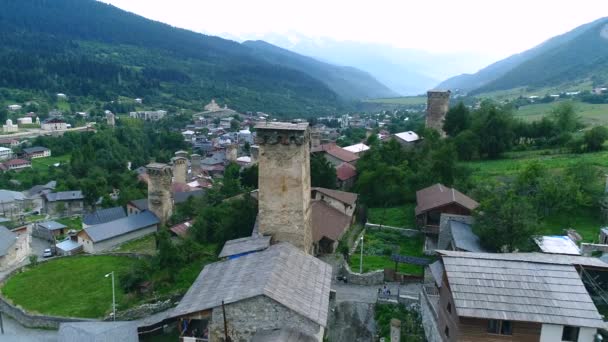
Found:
453,130 -> 479,161
474,189 -> 538,252
221,162 -> 242,198
240,164 -> 258,189
472,104 -> 514,159
311,154 -> 337,189
550,102 -> 581,133
583,126 -> 608,152
443,102 -> 471,137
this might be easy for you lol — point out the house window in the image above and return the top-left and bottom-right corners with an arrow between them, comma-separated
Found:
444,326 -> 449,338
562,326 -> 579,342
488,320 -> 512,335
447,302 -> 452,314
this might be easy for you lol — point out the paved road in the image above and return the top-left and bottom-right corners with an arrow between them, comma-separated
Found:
333,283 -> 421,304
0,316 -> 57,342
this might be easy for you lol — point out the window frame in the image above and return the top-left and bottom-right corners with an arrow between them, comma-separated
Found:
561,325 -> 580,342
487,320 -> 513,336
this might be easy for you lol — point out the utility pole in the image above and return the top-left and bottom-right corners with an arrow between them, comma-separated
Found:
359,235 -> 364,273
105,272 -> 116,321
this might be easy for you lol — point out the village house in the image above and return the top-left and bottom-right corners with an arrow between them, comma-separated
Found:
336,162 -> 357,189
82,206 -> 127,228
129,110 -> 167,121
17,117 -> 32,125
3,119 -> 18,133
169,219 -> 194,238
43,190 -> 84,216
32,221 -> 68,241
312,143 -> 359,167
171,242 -> 331,342
0,225 -> 29,270
55,236 -> 83,256
0,139 -> 20,148
0,189 -> 31,218
436,215 -> 487,253
78,210 -> 159,253
23,146 -> 51,159
0,147 -> 13,161
2,159 -> 32,171
41,118 -> 67,131
126,190 -> 204,216
311,187 -> 358,254
424,251 -> 608,342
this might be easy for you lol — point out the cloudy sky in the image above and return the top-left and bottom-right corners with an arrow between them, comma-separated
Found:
102,0 -> 607,59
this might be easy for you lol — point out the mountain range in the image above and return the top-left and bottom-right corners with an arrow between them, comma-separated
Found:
437,17 -> 608,94
0,0 -> 395,116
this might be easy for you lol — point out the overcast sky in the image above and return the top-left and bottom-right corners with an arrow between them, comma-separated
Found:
102,0 -> 607,59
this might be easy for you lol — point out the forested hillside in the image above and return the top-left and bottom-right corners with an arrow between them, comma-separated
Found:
0,0 -> 350,115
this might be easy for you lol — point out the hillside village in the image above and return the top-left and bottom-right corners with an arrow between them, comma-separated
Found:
0,89 -> 606,342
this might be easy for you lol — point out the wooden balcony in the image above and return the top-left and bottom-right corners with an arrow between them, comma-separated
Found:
421,225 -> 439,235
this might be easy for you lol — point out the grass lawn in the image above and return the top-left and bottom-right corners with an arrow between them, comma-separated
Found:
364,96 -> 427,106
56,216 -> 82,231
1,256 -> 138,318
31,155 -> 70,171
538,208 -> 602,243
348,229 -> 428,275
113,234 -> 157,255
368,203 -> 415,227
514,101 -> 608,125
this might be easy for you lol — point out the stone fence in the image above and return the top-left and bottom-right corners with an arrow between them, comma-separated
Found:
419,288 -> 442,342
580,243 -> 608,256
365,223 -> 420,237
339,260 -> 384,285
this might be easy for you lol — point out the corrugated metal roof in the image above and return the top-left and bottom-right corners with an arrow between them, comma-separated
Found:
534,235 -> 581,255
343,143 -> 370,154
0,225 -> 16,256
38,221 -> 67,231
45,191 -> 84,202
394,131 -> 420,143
83,211 -> 159,243
23,146 -> 49,154
172,243 -> 332,327
83,207 -> 127,226
56,239 -> 82,252
218,235 -> 271,258
441,252 -> 607,328
449,221 -> 487,252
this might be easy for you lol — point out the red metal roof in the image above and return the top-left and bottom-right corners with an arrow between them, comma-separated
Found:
336,162 -> 357,181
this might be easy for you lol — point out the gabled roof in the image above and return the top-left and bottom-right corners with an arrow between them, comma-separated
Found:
44,191 -> 84,202
174,190 -> 204,203
428,260 -> 444,288
312,200 -> 351,243
23,146 -> 49,154
3,159 -> 30,167
336,162 -> 357,181
218,235 -> 271,258
83,207 -> 127,226
38,221 -> 67,231
440,251 -> 607,328
437,250 -> 608,269
449,220 -> 487,253
172,243 -> 332,327
170,220 -> 193,238
415,184 -> 478,216
82,211 -> 159,243
324,145 -> 359,163
0,225 -> 16,256
312,187 -> 358,206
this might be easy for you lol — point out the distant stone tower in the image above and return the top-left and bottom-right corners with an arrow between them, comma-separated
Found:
226,144 -> 238,162
146,163 -> 173,225
106,112 -> 115,127
190,154 -> 202,178
310,129 -> 321,149
255,122 -> 313,254
426,90 -> 451,136
172,157 -> 188,184
250,145 -> 259,164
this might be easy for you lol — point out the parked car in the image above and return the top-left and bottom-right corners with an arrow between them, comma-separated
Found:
43,248 -> 53,258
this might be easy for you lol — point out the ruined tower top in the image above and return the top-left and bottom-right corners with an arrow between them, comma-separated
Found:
175,150 -> 188,159
254,122 -> 313,254
426,89 -> 451,136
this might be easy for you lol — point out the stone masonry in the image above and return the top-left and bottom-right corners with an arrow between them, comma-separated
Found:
255,122 -> 313,254
226,144 -> 238,162
190,154 -> 202,178
209,296 -> 323,342
146,163 -> 173,225
172,156 -> 188,184
426,90 -> 451,136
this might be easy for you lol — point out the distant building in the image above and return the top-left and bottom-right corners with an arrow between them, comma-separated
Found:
134,98 -> 143,104
82,206 -> 127,228
336,162 -> 357,189
56,93 -> 67,99
17,117 -> 32,125
7,105 -> 21,111
312,143 -> 359,167
2,159 -> 31,171
0,147 -> 13,161
393,131 -> 421,146
129,110 -> 167,121
43,191 -> 84,216
23,146 -> 51,159
32,221 -> 68,241
0,139 -> 19,148
343,143 -> 370,155
41,118 -> 67,131
2,120 -> 18,133
78,210 -> 159,253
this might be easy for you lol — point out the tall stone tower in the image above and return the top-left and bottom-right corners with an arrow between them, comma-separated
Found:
255,122 -> 313,254
310,128 -> 321,149
226,144 -> 238,162
426,90 -> 451,136
190,154 -> 202,178
172,157 -> 188,184
106,112 -> 115,127
146,163 -> 173,225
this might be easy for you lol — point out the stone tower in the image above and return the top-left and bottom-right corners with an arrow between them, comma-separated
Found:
106,112 -> 115,127
310,128 -> 321,149
175,150 -> 188,159
255,122 -> 313,254
172,157 -> 188,184
426,90 -> 451,136
226,144 -> 238,162
190,154 -> 202,178
146,163 -> 173,225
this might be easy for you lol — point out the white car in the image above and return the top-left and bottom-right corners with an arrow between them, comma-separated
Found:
42,248 -> 53,258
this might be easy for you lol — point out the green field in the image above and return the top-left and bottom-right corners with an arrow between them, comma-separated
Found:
368,204 -> 415,228
365,96 -> 427,105
1,256 -> 137,318
113,234 -> 157,255
348,229 -> 428,275
514,101 -> 608,125
31,155 -> 70,171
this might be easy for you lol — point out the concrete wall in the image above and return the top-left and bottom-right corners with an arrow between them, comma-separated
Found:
257,126 -> 312,253
209,295 -> 322,341
80,225 -> 157,253
540,324 -> 597,342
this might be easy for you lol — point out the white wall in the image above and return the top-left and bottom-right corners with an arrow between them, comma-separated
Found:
578,327 -> 597,342
541,324 -> 597,342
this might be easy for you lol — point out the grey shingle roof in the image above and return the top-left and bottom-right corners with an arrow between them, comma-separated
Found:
83,211 -> 159,243
0,225 -> 16,256
441,252 -> 607,328
438,250 -> 608,268
174,190 -> 204,203
129,198 -> 148,211
449,220 -> 487,252
428,260 -> 444,288
218,235 -> 271,258
23,146 -> 49,154
58,322 -> 138,342
38,221 -> 67,231
83,207 -> 127,226
45,191 -> 84,202
0,190 -> 26,202
172,243 -> 332,327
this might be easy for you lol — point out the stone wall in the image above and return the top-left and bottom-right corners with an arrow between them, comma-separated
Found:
146,163 -> 173,225
420,291 -> 443,342
209,295 -> 322,341
0,296 -> 95,329
339,260 -> 384,285
580,243 -> 608,256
